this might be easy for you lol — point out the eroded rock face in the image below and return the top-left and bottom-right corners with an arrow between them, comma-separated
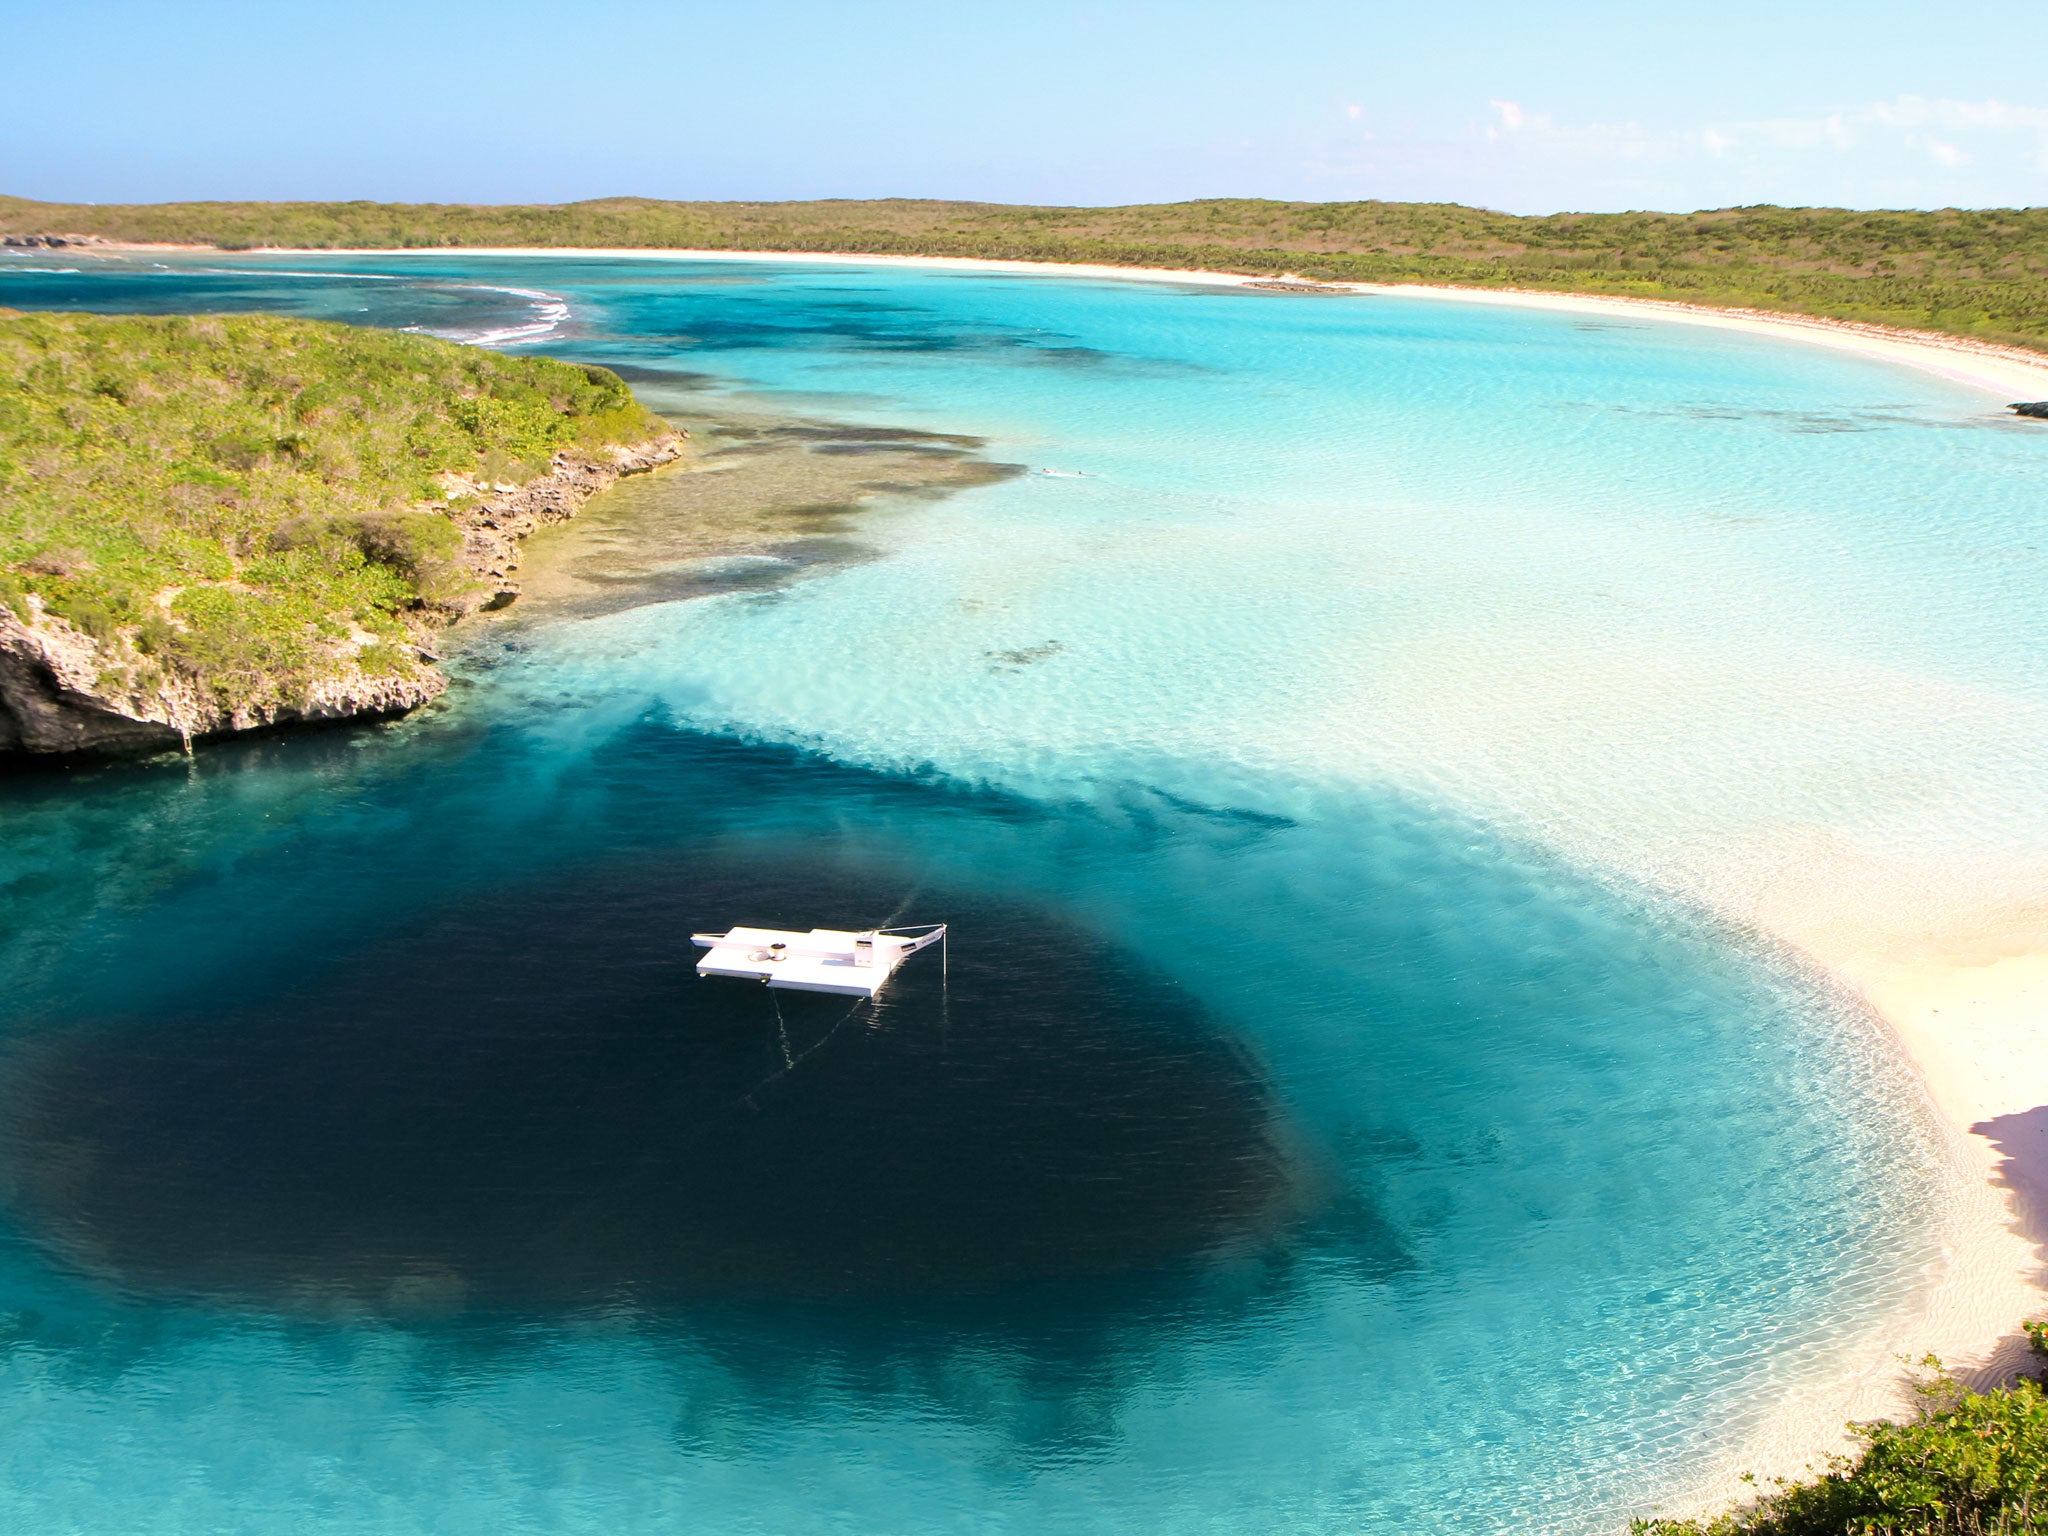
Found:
0,602 -> 192,757
2012,401 -> 2048,420
0,435 -> 686,758
445,434 -> 690,610
0,597 -> 446,756
0,606 -> 185,755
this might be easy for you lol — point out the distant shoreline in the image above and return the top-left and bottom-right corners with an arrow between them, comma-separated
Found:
65,240 -> 2048,405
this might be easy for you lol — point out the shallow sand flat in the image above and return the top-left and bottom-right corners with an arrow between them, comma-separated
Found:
80,240 -> 2048,1509
1653,939 -> 2047,1513
350,241 -> 2048,1486
486,408 -> 1022,627
1679,946 -> 2048,1509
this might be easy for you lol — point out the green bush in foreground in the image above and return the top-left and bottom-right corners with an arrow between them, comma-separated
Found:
0,309 -> 664,712
1637,1328 -> 2048,1536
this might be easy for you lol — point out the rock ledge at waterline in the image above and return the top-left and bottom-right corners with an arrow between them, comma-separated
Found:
0,436 -> 685,756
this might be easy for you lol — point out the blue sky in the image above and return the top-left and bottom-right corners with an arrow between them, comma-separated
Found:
6,0 -> 2044,213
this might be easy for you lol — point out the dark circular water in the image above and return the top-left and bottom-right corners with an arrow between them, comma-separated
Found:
1,855 -> 1310,1314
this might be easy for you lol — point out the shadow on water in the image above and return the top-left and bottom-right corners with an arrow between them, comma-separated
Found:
0,851 -> 1327,1324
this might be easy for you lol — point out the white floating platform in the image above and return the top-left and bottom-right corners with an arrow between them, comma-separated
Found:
691,924 -> 945,998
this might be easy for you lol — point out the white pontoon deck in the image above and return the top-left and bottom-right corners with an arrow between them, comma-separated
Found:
690,924 -> 946,998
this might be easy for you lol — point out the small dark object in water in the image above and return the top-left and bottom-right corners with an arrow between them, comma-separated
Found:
2011,401 -> 2048,419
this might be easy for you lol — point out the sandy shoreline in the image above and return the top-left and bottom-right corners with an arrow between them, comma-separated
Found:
64,237 -> 2048,1513
1679,931 -> 2048,1511
78,240 -> 2048,405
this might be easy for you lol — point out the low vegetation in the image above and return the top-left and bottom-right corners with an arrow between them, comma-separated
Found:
1635,1325 -> 2048,1535
0,309 -> 663,715
6,194 -> 2048,350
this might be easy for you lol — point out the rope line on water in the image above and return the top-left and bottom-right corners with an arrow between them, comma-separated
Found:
770,990 -> 795,1069
754,989 -> 871,1093
689,901 -> 946,1131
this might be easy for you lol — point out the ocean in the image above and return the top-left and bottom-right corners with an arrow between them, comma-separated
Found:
2,250 -> 2042,1533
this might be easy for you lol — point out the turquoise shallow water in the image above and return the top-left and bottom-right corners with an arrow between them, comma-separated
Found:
2,252 -> 2044,1533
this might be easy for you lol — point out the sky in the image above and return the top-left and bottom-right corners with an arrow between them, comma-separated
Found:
4,0 -> 2045,214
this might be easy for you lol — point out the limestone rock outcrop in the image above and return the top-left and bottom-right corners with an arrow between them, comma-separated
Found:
444,434 -> 688,610
0,433 -> 686,757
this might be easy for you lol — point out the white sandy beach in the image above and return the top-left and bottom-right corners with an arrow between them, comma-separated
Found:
188,241 -> 2048,403
88,238 -> 2048,398
98,238 -> 2048,1504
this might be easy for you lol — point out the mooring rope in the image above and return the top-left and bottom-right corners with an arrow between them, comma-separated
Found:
689,988 -> 875,1138
769,990 -> 795,1069
686,894 -> 947,1132
871,878 -> 949,1046
751,990 -> 871,1093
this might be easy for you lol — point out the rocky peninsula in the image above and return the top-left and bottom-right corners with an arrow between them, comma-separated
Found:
0,310 -> 683,756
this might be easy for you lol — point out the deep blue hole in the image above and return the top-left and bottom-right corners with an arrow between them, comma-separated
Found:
0,851 -> 1324,1316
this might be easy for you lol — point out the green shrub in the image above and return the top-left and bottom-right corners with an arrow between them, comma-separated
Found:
1636,1350 -> 2048,1536
0,310 -> 666,710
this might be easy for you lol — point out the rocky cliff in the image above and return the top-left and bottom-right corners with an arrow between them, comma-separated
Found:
0,434 -> 685,756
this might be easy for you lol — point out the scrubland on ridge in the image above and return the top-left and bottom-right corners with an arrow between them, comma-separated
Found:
0,310 -> 663,718
7,194 -> 2048,350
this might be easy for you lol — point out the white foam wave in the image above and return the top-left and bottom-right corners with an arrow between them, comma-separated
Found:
394,286 -> 571,347
457,285 -> 573,347
89,263 -> 572,349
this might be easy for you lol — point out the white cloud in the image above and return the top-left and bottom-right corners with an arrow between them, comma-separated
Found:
1466,93 -> 2048,204
1291,90 -> 2048,215
1474,94 -> 2048,156
1867,96 -> 2048,134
